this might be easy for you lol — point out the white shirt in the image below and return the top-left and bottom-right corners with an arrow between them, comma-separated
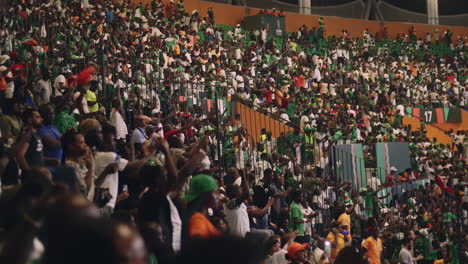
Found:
166,194 -> 182,252
313,68 -> 322,82
269,249 -> 288,264
399,247 -> 413,264
72,92 -> 89,114
110,109 -> 128,140
236,139 -> 246,169
132,127 -> 148,144
367,177 -> 382,190
94,152 -> 128,208
453,134 -> 464,145
200,154 -> 211,170
224,200 -> 250,237
302,205 -> 314,234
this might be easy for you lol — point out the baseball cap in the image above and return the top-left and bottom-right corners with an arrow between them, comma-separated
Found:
390,167 -> 398,171
287,242 -> 309,258
136,115 -> 151,123
203,125 -> 214,131
183,174 -> 218,202
0,55 -> 10,65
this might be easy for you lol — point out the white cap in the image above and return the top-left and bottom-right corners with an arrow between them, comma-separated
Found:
390,167 -> 397,171
0,65 -> 7,72
0,55 -> 10,65
420,228 -> 429,237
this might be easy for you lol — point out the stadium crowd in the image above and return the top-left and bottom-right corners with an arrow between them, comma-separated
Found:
0,0 -> 467,264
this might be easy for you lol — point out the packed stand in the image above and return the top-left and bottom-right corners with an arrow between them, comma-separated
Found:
0,0 -> 467,264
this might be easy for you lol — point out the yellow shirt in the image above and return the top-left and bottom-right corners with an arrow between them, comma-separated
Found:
326,232 -> 345,260
363,236 -> 382,264
84,90 -> 98,113
337,213 -> 352,240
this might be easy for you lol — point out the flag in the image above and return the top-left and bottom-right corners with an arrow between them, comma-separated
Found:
412,108 -> 421,119
75,66 -> 96,84
22,38 -> 38,46
68,66 -> 96,86
443,108 -> 450,122
446,108 -> 461,123
435,108 -> 445,123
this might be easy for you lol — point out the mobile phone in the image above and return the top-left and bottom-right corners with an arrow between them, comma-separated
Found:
324,241 -> 331,257
123,184 -> 128,192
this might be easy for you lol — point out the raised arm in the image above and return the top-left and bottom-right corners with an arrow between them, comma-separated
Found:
248,198 -> 275,218
171,137 -> 210,194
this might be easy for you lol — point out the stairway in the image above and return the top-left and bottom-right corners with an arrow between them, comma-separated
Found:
236,102 -> 293,142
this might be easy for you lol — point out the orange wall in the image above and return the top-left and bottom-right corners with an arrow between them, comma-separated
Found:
135,0 -> 468,39
435,110 -> 468,132
237,102 -> 293,142
403,116 -> 453,145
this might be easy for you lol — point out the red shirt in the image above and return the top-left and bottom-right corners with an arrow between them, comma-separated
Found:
281,96 -> 289,109
264,89 -> 273,103
164,129 -> 179,140
445,75 -> 455,87
435,175 -> 445,190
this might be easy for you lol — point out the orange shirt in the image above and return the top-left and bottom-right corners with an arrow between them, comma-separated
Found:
363,236 -> 382,264
188,212 -> 221,238
276,90 -> 284,106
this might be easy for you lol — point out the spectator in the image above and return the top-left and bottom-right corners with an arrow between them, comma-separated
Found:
285,242 -> 309,264
183,174 -> 221,239
363,226 -> 383,264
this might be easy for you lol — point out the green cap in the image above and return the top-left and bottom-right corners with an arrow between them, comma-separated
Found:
204,125 -> 214,131
183,174 -> 218,202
